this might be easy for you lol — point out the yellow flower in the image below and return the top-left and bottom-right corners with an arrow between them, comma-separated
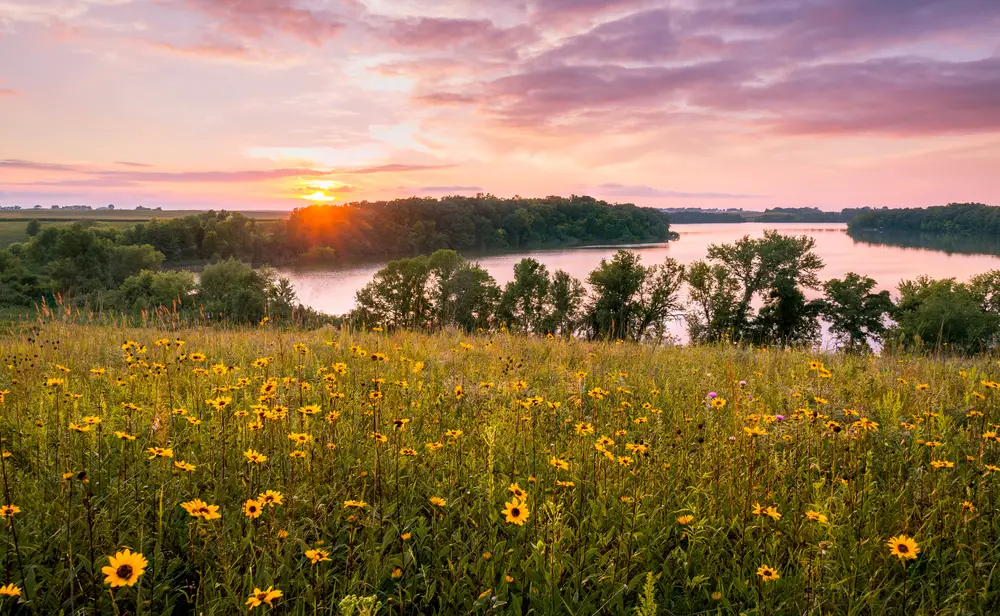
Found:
502,497 -> 530,526
180,499 -> 221,520
548,457 -> 570,471
305,549 -> 330,564
146,447 -> 173,459
0,504 -> 20,518
244,499 -> 263,519
756,565 -> 779,582
245,586 -> 282,609
391,566 -> 403,579
244,449 -> 267,464
676,515 -> 694,525
0,584 -> 22,597
101,549 -> 148,587
343,500 -> 367,509
888,535 -> 920,560
259,490 -> 284,507
429,496 -> 447,507
173,461 -> 196,472
805,510 -> 828,524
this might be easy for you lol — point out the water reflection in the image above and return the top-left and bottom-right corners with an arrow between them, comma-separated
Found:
279,223 -> 1000,319
847,229 -> 1000,257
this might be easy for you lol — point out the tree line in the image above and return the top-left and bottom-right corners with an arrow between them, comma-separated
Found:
848,202 -> 999,236
352,231 -> 1000,354
665,207 -> 878,224
0,194 -> 672,316
111,195 -> 672,265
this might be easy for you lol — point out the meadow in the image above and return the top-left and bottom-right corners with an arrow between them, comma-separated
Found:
0,210 -> 288,247
1,321 -> 999,614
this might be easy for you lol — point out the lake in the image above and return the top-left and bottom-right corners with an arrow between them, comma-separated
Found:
278,222 -> 1000,343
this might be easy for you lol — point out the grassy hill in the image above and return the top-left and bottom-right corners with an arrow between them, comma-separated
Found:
0,209 -> 289,247
0,323 -> 996,613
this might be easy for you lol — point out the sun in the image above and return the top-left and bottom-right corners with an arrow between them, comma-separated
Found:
300,190 -> 336,202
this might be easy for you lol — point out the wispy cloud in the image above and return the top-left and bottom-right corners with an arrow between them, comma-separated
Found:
418,185 -> 483,193
2,0 -> 999,209
337,164 -> 455,175
595,183 -> 763,199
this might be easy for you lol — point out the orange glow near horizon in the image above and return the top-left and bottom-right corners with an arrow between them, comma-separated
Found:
300,190 -> 336,202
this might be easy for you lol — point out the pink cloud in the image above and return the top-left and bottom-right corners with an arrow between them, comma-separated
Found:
139,37 -> 299,65
336,164 -> 454,175
180,0 -> 346,45
0,89 -> 17,96
412,92 -> 479,106
373,16 -> 536,55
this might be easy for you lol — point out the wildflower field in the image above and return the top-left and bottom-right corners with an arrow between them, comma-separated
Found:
1,323 -> 1000,614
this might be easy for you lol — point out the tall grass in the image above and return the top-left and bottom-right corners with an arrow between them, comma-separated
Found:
1,322 -> 999,614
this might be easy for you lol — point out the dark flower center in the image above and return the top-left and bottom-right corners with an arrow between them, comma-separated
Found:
898,544 -> 909,553
511,508 -> 521,517
116,564 -> 134,579
256,592 -> 268,600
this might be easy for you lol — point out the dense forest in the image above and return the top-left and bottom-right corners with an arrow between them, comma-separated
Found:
0,195 -> 672,313
847,202 -> 999,235
119,195 -> 674,264
665,207 -> 878,224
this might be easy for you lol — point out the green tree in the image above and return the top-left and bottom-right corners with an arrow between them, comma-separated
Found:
0,249 -> 45,306
684,261 -> 739,343
753,274 -> 823,346
26,219 -> 41,237
690,231 -> 824,343
437,263 -> 499,332
584,250 -> 685,341
497,258 -> 551,332
891,276 -> 997,353
108,244 -> 165,285
266,271 -> 300,322
353,256 -> 433,328
544,269 -> 586,336
117,270 -> 196,311
197,258 -> 270,322
819,273 -> 893,352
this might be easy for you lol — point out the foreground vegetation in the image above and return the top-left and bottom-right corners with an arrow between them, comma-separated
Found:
2,323 -> 1000,614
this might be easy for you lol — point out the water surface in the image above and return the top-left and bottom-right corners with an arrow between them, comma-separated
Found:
279,223 -> 1000,341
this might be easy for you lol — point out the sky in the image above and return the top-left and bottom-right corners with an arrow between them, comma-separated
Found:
1,0 -> 999,211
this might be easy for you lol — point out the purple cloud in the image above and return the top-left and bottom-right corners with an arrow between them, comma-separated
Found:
180,0 -> 345,45
373,16 -> 535,53
0,159 -> 83,172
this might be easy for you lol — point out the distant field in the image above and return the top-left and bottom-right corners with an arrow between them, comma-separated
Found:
0,209 -> 289,246
0,208 -> 288,222
0,219 -> 132,246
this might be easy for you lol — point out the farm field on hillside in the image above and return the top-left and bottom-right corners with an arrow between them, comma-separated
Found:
1,324 -> 999,614
0,210 -> 288,246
